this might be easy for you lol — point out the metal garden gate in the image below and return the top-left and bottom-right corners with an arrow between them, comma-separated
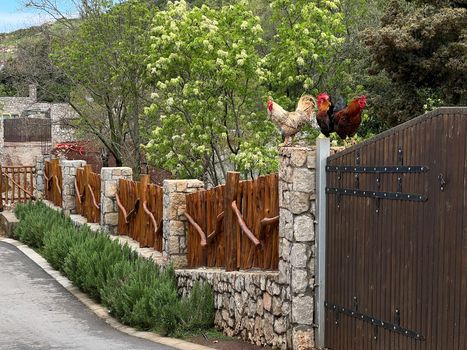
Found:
323,108 -> 466,350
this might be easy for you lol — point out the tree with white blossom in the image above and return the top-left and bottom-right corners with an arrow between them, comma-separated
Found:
144,1 -> 277,185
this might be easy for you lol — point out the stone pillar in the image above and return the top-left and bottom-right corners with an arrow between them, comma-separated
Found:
60,160 -> 86,215
0,116 -> 4,163
162,179 -> 204,268
100,167 -> 133,234
35,154 -> 50,199
278,146 -> 317,350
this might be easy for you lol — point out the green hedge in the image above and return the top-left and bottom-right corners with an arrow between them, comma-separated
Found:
13,201 -> 214,337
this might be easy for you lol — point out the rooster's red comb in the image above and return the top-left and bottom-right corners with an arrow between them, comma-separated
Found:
317,92 -> 330,101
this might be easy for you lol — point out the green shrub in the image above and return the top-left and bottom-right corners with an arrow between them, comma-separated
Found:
42,225 -> 84,271
12,200 -> 215,337
13,201 -> 72,248
177,281 -> 215,333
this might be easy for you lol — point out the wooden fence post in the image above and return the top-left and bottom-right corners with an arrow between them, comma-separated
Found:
138,175 -> 149,247
224,172 -> 240,271
83,165 -> 92,220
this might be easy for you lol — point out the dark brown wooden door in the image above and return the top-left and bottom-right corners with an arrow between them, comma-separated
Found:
324,108 -> 467,350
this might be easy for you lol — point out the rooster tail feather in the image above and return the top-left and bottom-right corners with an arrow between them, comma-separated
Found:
333,96 -> 346,113
296,95 -> 316,117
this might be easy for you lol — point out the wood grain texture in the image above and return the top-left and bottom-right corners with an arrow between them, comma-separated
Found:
116,177 -> 163,251
325,111 -> 467,350
185,173 -> 279,271
75,165 -> 100,223
44,159 -> 62,207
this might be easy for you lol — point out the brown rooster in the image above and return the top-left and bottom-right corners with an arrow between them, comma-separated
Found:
316,92 -> 334,137
333,95 -> 367,140
267,95 -> 317,146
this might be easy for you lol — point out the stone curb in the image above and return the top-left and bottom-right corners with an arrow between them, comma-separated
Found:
0,237 -> 214,350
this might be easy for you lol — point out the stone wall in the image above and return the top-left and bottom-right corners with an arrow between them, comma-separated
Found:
162,179 -> 204,268
50,103 -> 78,146
33,145 -> 322,349
176,269 -> 289,349
0,118 -> 3,162
167,147 -> 319,350
278,146 -> 317,350
100,167 -> 133,234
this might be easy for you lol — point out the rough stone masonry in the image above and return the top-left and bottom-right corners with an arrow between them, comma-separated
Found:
175,146 -> 319,350
278,146 -> 317,350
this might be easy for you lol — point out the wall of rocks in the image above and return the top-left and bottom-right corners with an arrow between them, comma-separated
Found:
50,103 -> 78,146
176,269 -> 289,349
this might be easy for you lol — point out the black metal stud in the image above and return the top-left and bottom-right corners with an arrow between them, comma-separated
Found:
398,146 -> 403,165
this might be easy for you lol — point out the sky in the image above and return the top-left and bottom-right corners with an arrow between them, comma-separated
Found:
0,0 -> 76,33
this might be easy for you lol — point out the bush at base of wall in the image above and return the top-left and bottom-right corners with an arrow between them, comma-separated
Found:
12,201 -> 214,337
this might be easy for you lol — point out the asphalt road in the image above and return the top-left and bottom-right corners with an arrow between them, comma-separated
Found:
0,241 -> 174,350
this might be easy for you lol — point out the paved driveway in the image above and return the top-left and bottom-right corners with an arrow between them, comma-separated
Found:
0,241 -> 174,350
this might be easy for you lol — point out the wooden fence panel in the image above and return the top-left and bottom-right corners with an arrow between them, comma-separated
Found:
75,165 -> 100,223
44,159 -> 62,207
186,185 -> 225,268
116,176 -> 163,251
0,166 -> 36,209
186,173 -> 279,271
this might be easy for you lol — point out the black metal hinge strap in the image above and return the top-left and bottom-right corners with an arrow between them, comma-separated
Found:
326,165 -> 429,173
324,301 -> 425,341
326,187 -> 428,202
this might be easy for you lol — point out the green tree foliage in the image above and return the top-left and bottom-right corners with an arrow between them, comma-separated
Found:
144,1 -> 277,185
51,0 -> 156,171
364,0 -> 467,125
266,0 -> 345,108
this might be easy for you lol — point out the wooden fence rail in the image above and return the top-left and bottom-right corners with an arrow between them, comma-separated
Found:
185,172 -> 279,271
0,166 -> 36,210
44,159 -> 62,207
75,165 -> 101,223
116,175 -> 163,251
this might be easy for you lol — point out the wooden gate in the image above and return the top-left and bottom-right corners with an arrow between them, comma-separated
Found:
44,159 -> 62,207
75,165 -> 101,223
324,108 -> 466,350
0,166 -> 36,209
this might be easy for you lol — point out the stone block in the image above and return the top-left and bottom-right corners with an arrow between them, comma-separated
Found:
289,191 -> 310,215
104,180 -> 117,197
291,269 -> 308,294
292,296 -> 313,325
293,215 -> 314,242
290,149 -> 308,167
290,244 -> 309,269
274,318 -> 287,334
104,213 -> 118,226
263,292 -> 272,312
292,326 -> 314,350
292,168 -> 314,193
102,197 -> 114,213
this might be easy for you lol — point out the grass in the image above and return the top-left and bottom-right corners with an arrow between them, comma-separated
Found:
12,200 -> 215,338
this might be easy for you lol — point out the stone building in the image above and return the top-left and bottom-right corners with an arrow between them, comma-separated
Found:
0,84 -> 77,165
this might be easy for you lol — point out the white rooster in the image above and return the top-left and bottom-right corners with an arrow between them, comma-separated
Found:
267,95 -> 318,146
